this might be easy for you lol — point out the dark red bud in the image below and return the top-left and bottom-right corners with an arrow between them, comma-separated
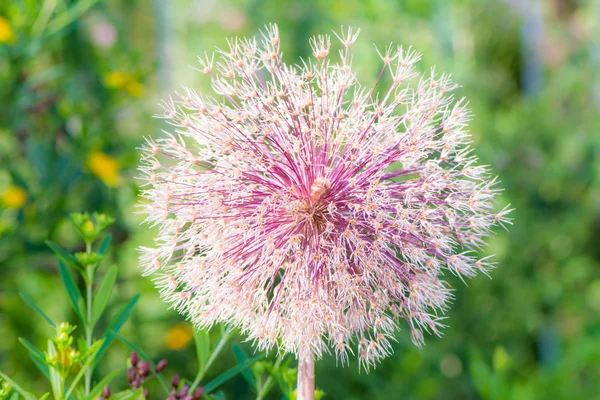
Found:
155,359 -> 168,373
179,384 -> 189,397
143,387 -> 149,399
102,385 -> 111,398
127,367 -> 136,384
130,352 -> 139,366
171,374 -> 180,389
138,361 -> 151,377
132,376 -> 141,389
192,387 -> 204,400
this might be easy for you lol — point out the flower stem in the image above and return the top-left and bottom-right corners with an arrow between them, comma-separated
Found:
190,328 -> 231,392
296,353 -> 314,400
84,242 -> 94,396
256,353 -> 284,400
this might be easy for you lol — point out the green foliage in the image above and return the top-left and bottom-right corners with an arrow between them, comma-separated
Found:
0,371 -> 36,400
1,211 -> 268,399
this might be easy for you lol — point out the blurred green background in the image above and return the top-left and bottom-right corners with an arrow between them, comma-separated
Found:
1,0 -> 599,399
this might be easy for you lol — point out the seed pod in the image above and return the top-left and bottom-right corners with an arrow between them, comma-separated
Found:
192,387 -> 204,400
132,376 -> 141,389
127,367 -> 136,384
155,359 -> 168,373
171,374 -> 180,389
179,384 -> 189,397
137,361 -> 151,377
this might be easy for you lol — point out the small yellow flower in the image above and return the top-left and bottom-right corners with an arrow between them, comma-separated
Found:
86,151 -> 120,187
125,80 -> 143,97
82,220 -> 96,237
104,71 -> 143,97
165,322 -> 193,350
0,17 -> 16,44
104,71 -> 129,89
56,347 -> 76,368
1,186 -> 27,208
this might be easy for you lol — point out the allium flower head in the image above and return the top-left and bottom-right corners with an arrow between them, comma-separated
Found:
139,24 -> 511,369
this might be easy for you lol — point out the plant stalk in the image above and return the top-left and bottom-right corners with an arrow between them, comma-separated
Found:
84,242 -> 94,396
190,328 -> 231,392
297,352 -> 314,400
256,354 -> 284,400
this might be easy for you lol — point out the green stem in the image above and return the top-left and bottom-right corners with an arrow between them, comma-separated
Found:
189,329 -> 231,392
47,0 -> 101,35
31,0 -> 58,36
256,354 -> 284,400
59,374 -> 65,400
84,242 -> 94,396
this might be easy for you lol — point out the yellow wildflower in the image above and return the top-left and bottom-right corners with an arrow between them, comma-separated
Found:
104,71 -> 129,89
125,80 -> 143,97
56,347 -> 78,368
165,322 -> 193,350
86,151 -> 120,187
0,17 -> 16,44
1,186 -> 27,209
82,220 -> 96,237
104,71 -> 143,97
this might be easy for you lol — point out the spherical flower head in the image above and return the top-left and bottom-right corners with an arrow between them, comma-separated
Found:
138,24 -> 511,370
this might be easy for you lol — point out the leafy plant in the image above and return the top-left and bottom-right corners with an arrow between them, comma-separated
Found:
0,213 -> 268,400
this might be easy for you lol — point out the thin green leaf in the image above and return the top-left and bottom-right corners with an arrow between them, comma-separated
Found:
92,265 -> 117,325
107,294 -> 140,332
211,392 -> 226,400
18,338 -> 46,364
39,393 -> 50,400
257,354 -> 285,400
274,358 -> 294,398
274,372 -> 290,398
94,295 -> 139,364
29,353 -> 50,380
204,354 -> 264,394
86,369 -> 121,400
46,241 -> 82,272
57,260 -> 86,323
194,329 -> 211,377
46,0 -> 102,36
115,334 -> 150,360
0,371 -> 37,400
77,337 -> 88,355
190,327 -> 231,392
232,344 -> 256,389
19,294 -> 55,327
97,234 -> 112,256
110,389 -> 145,400
65,340 -> 104,399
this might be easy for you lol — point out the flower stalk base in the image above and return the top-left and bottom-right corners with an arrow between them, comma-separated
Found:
297,353 -> 315,400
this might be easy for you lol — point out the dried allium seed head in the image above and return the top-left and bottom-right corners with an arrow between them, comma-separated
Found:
138,24 -> 511,370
